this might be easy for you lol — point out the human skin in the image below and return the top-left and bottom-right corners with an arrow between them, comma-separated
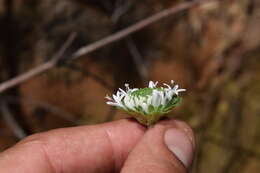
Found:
0,119 -> 195,173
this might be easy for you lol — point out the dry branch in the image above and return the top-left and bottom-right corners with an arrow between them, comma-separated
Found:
0,0 -> 208,93
0,33 -> 77,93
0,102 -> 27,139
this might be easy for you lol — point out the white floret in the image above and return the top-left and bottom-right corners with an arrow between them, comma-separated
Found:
106,80 -> 186,115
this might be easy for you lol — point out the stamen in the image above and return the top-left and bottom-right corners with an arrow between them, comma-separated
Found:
125,83 -> 130,91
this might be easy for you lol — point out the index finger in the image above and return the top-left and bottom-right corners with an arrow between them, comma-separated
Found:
0,119 -> 146,173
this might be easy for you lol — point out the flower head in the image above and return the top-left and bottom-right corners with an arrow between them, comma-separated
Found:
106,80 -> 186,126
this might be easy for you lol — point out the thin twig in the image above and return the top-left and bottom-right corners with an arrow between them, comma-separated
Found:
2,96 -> 79,125
0,33 -> 77,93
126,37 -> 148,83
111,0 -> 133,22
0,101 -> 27,139
70,0 -> 205,60
64,64 -> 114,90
0,0 -> 207,93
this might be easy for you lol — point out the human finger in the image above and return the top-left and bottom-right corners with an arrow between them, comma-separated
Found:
0,119 -> 146,173
121,119 -> 195,173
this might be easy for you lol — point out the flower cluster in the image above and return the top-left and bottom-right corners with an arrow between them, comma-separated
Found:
106,80 -> 186,126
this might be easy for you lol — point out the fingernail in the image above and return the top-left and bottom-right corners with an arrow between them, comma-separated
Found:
164,128 -> 194,168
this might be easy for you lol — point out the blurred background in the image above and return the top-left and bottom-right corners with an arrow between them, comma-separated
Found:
1,0 -> 260,172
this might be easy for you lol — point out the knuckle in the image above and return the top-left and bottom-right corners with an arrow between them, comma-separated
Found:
18,133 -> 57,173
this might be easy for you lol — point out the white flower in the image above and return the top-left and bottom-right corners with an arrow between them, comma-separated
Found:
106,80 -> 186,126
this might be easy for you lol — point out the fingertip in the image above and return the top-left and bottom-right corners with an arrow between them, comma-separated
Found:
121,118 -> 195,173
164,128 -> 194,168
157,119 -> 195,168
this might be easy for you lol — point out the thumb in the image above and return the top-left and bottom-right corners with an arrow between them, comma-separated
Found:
121,119 -> 195,173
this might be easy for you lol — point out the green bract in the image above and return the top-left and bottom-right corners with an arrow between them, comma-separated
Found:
106,81 -> 186,126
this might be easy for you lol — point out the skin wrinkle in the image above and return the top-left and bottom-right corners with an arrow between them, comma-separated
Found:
17,139 -> 57,173
104,129 -> 117,173
22,133 -> 63,173
57,132 -> 70,173
39,141 -> 58,173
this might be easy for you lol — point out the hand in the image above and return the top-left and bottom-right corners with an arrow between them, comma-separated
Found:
0,119 -> 195,173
